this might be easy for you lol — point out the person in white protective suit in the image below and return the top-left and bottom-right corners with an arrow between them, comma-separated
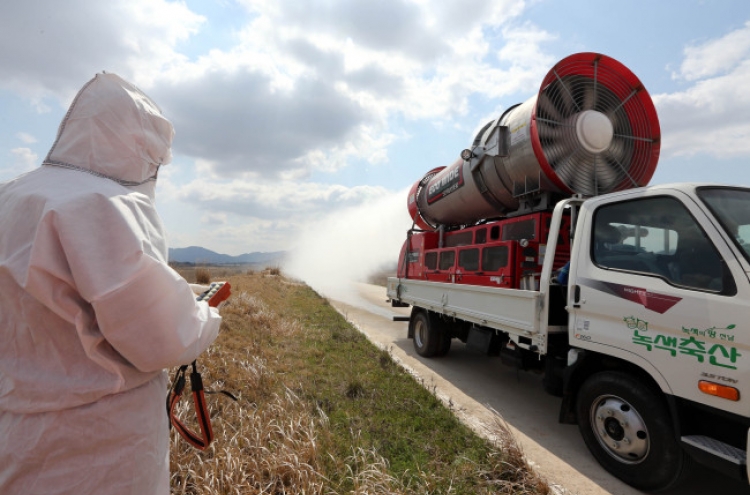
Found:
0,73 -> 222,494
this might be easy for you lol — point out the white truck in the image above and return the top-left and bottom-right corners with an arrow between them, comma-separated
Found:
387,185 -> 750,491
386,53 -> 750,491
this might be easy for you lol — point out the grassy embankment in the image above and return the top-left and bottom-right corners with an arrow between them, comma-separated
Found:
169,269 -> 550,494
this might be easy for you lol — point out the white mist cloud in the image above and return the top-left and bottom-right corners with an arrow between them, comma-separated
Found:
283,187 -> 412,311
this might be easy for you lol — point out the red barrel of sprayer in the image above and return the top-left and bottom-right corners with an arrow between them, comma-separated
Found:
407,166 -> 446,231
408,52 -> 661,231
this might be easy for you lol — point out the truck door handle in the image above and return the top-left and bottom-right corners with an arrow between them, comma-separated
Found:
573,285 -> 581,308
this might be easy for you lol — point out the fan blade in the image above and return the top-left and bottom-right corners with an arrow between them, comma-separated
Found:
602,148 -> 638,188
552,75 -> 581,115
607,135 -> 634,166
594,156 -> 621,190
559,152 -> 593,193
537,92 -> 563,122
543,142 -> 574,166
607,106 -> 631,135
552,150 -> 581,178
536,119 -> 568,142
581,83 -> 597,111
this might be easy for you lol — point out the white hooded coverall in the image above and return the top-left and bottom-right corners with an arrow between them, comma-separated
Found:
0,73 -> 222,494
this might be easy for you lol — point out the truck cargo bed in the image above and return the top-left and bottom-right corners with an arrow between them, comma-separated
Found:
387,277 -> 562,352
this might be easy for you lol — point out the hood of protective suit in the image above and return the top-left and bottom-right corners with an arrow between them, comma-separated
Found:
45,72 -> 174,186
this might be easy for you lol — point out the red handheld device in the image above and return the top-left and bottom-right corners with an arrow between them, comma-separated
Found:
196,282 -> 231,307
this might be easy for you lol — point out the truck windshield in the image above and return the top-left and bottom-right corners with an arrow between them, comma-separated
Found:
698,187 -> 750,263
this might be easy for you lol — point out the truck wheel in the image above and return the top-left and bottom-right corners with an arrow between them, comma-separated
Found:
411,311 -> 444,357
436,331 -> 452,357
576,371 -> 690,492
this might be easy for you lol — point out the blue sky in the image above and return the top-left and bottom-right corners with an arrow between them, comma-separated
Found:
1,0 -> 749,280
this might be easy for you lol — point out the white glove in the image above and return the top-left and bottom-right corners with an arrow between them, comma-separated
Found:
189,283 -> 210,295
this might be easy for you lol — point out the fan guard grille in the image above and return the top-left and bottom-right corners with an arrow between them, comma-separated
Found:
533,54 -> 660,196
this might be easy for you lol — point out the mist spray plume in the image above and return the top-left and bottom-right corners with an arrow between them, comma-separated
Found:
284,189 -> 412,315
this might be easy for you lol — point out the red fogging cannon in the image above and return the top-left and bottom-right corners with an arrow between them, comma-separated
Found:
407,52 -> 660,231
398,52 -> 660,289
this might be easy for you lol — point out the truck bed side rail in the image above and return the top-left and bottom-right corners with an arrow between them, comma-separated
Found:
387,278 -> 541,337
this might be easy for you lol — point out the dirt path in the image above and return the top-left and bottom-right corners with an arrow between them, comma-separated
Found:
327,282 -> 749,495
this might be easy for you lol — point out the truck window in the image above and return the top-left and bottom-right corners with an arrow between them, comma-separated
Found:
698,187 -> 750,264
593,196 -> 730,293
458,248 -> 479,271
482,246 -> 509,271
425,252 -> 437,270
439,250 -> 456,270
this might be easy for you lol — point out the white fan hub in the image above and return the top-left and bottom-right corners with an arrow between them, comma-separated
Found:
575,110 -> 614,153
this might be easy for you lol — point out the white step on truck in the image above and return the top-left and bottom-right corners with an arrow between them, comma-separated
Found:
386,53 -> 750,491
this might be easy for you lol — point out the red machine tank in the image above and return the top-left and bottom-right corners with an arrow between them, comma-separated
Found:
400,53 -> 660,289
407,52 -> 661,231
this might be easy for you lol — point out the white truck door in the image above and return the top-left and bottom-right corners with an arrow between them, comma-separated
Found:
569,189 -> 750,417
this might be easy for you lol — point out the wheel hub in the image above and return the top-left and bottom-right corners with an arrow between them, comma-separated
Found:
604,417 -> 625,441
414,319 -> 426,347
591,395 -> 649,463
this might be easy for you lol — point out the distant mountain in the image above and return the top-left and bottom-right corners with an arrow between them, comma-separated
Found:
169,246 -> 286,265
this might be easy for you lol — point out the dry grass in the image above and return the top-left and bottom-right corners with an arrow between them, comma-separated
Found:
195,267 -> 212,284
171,264 -> 249,284
169,272 -> 550,494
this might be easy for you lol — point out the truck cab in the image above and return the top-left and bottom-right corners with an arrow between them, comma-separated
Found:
563,184 -> 750,487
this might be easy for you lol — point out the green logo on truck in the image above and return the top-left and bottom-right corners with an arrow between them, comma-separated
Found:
624,317 -> 741,370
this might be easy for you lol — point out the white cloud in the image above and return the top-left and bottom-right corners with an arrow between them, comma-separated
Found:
674,20 -> 750,81
200,212 -> 228,225
15,132 -> 37,144
158,174 -> 403,255
117,1 -> 205,87
170,177 -> 390,220
5,148 -> 38,176
146,0 -> 548,179
149,0 -> 555,259
0,0 -> 203,105
655,22 -> 750,159
153,69 -> 371,178
167,216 -> 297,255
0,0 -> 560,257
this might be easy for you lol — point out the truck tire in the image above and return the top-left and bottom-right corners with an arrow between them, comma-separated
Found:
411,311 -> 448,357
576,371 -> 690,492
436,330 -> 452,357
